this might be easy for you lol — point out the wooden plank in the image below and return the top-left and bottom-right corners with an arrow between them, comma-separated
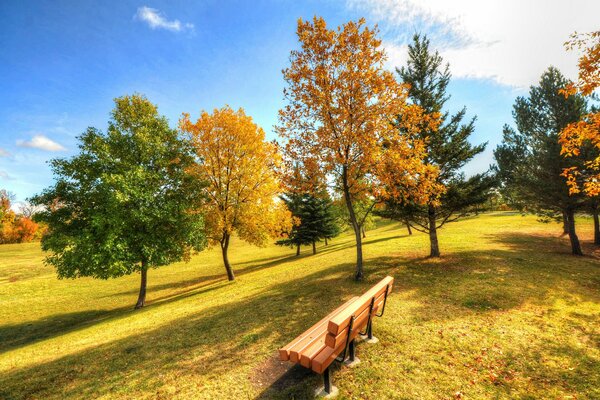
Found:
324,292 -> 385,348
299,334 -> 327,368
327,276 -> 394,336
312,298 -> 385,374
310,341 -> 341,374
278,296 -> 359,361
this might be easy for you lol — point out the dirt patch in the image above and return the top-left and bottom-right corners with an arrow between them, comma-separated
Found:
250,353 -> 316,399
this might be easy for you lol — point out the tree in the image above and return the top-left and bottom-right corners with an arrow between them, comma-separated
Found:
381,34 -> 492,257
180,106 -> 292,281
277,192 -> 340,255
0,190 -> 41,244
494,68 -> 588,255
0,190 -> 15,243
31,94 -> 207,309
277,17 -> 441,280
559,31 -> 600,207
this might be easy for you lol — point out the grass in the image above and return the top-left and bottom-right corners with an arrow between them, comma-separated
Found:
0,212 -> 599,399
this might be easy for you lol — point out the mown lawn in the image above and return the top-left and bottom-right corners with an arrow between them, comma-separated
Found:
0,212 -> 599,399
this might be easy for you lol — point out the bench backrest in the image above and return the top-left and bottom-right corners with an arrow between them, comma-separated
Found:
326,276 -> 394,338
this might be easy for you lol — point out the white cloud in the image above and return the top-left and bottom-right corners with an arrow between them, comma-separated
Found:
135,6 -> 194,32
0,171 -> 10,180
348,0 -> 600,88
16,135 -> 66,152
0,148 -> 9,157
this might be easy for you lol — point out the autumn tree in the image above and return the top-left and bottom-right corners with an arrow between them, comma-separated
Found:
380,34 -> 494,257
181,106 -> 292,281
31,95 -> 207,308
494,68 -> 588,255
559,31 -> 600,203
277,17 -> 441,280
0,190 -> 40,244
0,190 -> 17,243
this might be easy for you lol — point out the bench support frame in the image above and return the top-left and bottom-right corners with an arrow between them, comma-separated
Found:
359,283 -> 390,342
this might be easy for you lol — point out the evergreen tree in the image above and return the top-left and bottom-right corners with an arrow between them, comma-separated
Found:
494,67 -> 588,255
277,192 -> 340,255
31,95 -> 207,308
382,34 -> 492,257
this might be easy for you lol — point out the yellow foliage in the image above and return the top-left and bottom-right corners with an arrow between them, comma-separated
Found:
277,16 -> 443,207
559,31 -> 600,196
180,106 -> 293,247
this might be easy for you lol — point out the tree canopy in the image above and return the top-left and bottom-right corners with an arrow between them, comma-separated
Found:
32,94 -> 207,308
180,106 -> 292,281
559,31 -> 600,197
277,192 -> 340,255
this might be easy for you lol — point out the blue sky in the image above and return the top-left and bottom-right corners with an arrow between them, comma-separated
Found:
1,0 -> 597,205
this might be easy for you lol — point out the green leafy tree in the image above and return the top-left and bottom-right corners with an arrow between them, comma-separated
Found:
383,34 -> 492,257
277,192 -> 340,255
494,67 -> 588,255
32,95 -> 207,308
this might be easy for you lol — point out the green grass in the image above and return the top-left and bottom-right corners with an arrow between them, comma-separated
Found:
0,212 -> 599,399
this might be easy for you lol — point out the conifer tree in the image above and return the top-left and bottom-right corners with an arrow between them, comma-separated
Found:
277,192 -> 340,255
381,34 -> 493,257
494,67 -> 588,255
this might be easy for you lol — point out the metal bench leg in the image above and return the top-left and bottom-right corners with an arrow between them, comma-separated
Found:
315,367 -> 339,398
324,367 -> 332,393
344,339 -> 361,367
361,319 -> 379,344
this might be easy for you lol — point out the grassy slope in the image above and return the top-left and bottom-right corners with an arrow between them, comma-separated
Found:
0,212 -> 598,399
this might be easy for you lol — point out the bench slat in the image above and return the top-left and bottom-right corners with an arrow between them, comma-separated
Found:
324,292 -> 385,348
278,296 -> 359,361
326,276 -> 393,336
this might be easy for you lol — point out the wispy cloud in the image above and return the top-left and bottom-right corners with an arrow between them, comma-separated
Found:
135,6 -> 194,32
348,0 -> 600,88
0,148 -> 10,157
0,171 -> 11,180
16,135 -> 66,152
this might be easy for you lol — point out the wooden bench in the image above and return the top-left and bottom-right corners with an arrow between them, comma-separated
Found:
279,276 -> 394,397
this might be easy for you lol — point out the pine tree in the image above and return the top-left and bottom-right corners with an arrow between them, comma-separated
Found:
494,67 -> 588,255
277,192 -> 340,255
382,34 -> 493,257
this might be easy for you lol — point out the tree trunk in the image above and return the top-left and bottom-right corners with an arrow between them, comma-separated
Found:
135,261 -> 148,309
428,204 -> 440,257
221,232 -> 235,281
566,208 -> 583,256
312,241 -> 316,254
296,243 -> 301,256
362,226 -> 366,239
342,166 -> 363,281
593,207 -> 600,245
324,237 -> 328,246
562,211 -> 569,235
405,220 -> 412,235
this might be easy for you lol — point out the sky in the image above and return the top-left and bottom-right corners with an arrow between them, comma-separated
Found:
1,0 -> 598,205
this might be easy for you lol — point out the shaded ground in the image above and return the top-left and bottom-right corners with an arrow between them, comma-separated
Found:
0,213 -> 598,399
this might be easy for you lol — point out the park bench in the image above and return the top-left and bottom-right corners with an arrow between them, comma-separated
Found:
279,276 -> 394,397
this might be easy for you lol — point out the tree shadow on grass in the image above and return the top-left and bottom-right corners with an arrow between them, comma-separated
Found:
0,263 -> 364,399
0,309 -> 127,355
0,248 -> 342,354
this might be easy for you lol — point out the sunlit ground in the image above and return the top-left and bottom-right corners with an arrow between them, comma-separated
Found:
1,212 -> 599,399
